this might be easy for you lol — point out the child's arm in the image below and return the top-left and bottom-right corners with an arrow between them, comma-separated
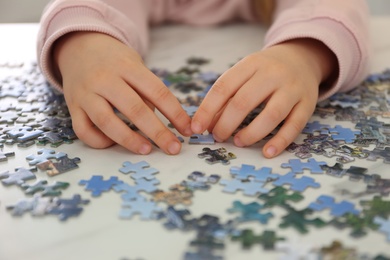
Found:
191,0 -> 370,158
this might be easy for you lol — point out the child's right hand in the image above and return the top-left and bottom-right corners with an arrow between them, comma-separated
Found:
54,32 -> 193,155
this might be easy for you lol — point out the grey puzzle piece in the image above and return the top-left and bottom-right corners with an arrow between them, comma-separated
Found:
119,160 -> 159,180
220,179 -> 269,196
26,148 -> 66,165
308,195 -> 360,217
0,167 -> 36,186
230,164 -> 280,182
272,172 -> 320,192
281,158 -> 326,174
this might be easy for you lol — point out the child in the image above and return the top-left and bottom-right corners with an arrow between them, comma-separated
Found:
37,0 -> 370,158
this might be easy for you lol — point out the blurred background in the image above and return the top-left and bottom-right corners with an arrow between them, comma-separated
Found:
0,0 -> 389,23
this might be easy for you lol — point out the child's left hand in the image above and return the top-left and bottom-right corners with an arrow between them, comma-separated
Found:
191,38 -> 337,158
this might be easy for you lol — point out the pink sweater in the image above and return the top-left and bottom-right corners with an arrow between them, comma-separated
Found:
37,0 -> 370,101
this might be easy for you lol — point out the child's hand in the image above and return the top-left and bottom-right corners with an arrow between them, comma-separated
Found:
191,39 -> 337,158
54,32 -> 193,155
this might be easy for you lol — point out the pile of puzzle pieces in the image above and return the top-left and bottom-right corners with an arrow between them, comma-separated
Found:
1,59 -> 390,259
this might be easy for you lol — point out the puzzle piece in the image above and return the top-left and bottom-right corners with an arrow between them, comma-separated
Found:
272,172 -> 320,192
281,158 -> 326,174
219,179 -> 269,196
79,175 -> 123,197
25,148 -> 66,165
119,160 -> 159,180
258,186 -> 304,208
374,217 -> 390,242
48,194 -> 90,221
20,179 -> 69,196
360,196 -> 390,219
198,147 -> 236,165
230,164 -> 280,182
119,198 -> 162,220
37,155 -> 81,176
308,195 -> 360,217
328,125 -> 361,143
302,121 -> 330,134
0,150 -> 15,162
276,239 -> 319,260
231,229 -> 285,250
189,133 -> 215,145
0,167 -> 36,186
279,208 -> 327,234
162,206 -> 194,230
227,201 -> 273,224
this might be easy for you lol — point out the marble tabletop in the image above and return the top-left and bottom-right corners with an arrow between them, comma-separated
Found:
1,17 -> 390,260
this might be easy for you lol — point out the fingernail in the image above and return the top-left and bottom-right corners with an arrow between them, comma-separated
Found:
234,136 -> 244,147
184,125 -> 193,136
192,121 -> 202,133
266,146 -> 277,157
139,144 -> 151,155
168,141 -> 181,155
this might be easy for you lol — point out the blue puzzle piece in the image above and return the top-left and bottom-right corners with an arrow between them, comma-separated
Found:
328,125 -> 361,143
79,175 -> 123,197
0,167 -> 36,186
113,182 -> 144,201
272,172 -> 320,192
25,148 -> 66,165
119,161 -> 159,180
189,133 -> 215,145
230,164 -> 280,182
119,198 -> 163,220
182,105 -> 198,117
281,158 -> 326,174
302,121 -> 330,134
220,179 -> 269,196
308,195 -> 360,217
374,217 -> 390,241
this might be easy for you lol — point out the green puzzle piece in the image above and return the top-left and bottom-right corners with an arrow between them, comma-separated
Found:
231,229 -> 285,250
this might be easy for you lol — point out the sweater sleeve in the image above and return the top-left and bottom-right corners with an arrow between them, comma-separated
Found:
263,0 -> 371,101
37,0 -> 150,91
37,0 -> 258,92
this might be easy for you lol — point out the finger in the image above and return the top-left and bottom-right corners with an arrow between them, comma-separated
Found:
209,76 -> 276,142
262,100 -> 316,158
233,88 -> 300,148
207,102 -> 228,134
191,61 -> 255,134
122,68 -> 193,137
100,80 -> 183,155
81,94 -> 153,155
69,105 -> 115,148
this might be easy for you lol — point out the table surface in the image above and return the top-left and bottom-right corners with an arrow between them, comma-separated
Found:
1,17 -> 390,260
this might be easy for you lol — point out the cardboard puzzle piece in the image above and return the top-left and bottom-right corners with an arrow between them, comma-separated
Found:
373,217 -> 390,242
308,195 -> 360,217
79,175 -> 123,197
231,229 -> 285,250
328,125 -> 361,143
0,167 -> 36,186
37,155 -> 81,176
281,158 -> 326,174
25,148 -> 66,165
119,198 -> 163,220
220,179 -> 269,196
258,186 -> 304,208
198,147 -> 236,165
189,133 -> 215,145
48,194 -> 90,221
20,179 -> 69,196
272,172 -> 320,192
0,150 -> 15,162
279,208 -> 327,234
119,160 -> 159,180
230,164 -> 280,182
227,201 -> 273,224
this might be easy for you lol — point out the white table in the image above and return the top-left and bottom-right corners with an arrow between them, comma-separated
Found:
1,17 -> 390,260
